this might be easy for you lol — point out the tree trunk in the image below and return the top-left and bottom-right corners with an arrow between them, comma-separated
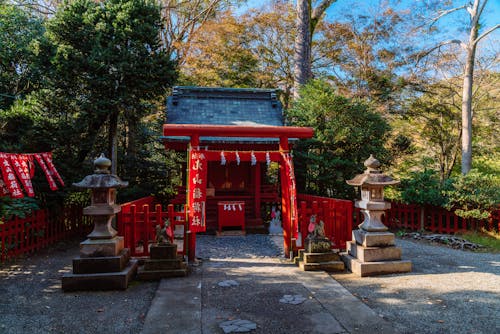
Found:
293,0 -> 311,99
461,8 -> 479,175
108,112 -> 119,175
293,0 -> 336,99
461,48 -> 476,174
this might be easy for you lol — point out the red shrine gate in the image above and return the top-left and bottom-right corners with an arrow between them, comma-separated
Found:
163,124 -> 314,260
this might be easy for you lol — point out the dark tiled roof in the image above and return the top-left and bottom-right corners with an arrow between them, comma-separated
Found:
164,86 -> 284,144
166,86 -> 284,126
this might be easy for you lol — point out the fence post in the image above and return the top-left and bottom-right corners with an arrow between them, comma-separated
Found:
168,204 -> 175,243
299,201 -> 307,248
143,204 -> 150,257
130,205 -> 137,256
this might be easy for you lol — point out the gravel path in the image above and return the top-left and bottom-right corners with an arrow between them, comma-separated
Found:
332,238 -> 500,334
0,239 -> 158,334
196,234 -> 284,259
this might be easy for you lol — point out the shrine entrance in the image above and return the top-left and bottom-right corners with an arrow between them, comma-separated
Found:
162,124 -> 314,261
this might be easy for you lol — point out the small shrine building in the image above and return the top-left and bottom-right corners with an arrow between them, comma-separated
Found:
161,86 -> 313,258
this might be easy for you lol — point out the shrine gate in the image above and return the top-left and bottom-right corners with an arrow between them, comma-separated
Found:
161,87 -> 314,260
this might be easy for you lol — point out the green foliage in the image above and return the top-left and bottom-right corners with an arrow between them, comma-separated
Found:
0,1 -> 48,110
0,197 -> 39,222
397,169 -> 447,206
288,79 -> 390,199
444,169 -> 500,220
1,0 -> 178,206
459,230 -> 500,253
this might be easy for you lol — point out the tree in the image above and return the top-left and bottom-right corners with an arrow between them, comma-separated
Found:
405,83 -> 462,182
244,2 -> 297,108
0,1 -> 47,110
159,0 -> 232,64
444,169 -> 500,220
10,0 -> 64,17
180,11 -> 259,87
416,0 -> 499,174
293,0 -> 337,98
288,79 -> 390,198
46,0 -> 176,173
317,4 -> 410,114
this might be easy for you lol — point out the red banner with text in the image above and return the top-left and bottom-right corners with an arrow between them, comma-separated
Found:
9,154 -> 35,197
188,149 -> 207,233
0,153 -> 24,198
0,151 -> 64,198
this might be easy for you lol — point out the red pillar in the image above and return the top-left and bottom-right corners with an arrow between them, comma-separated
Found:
187,135 -> 200,262
279,136 -> 291,257
255,162 -> 261,222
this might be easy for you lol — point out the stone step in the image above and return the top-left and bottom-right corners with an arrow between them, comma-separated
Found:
150,244 -> 177,260
293,249 -> 305,265
62,259 -> 138,291
245,225 -> 268,234
352,230 -> 395,247
143,259 -> 186,271
341,253 -> 412,277
137,267 -> 188,280
298,260 -> 345,272
303,252 -> 341,264
347,242 -> 402,262
72,248 -> 130,274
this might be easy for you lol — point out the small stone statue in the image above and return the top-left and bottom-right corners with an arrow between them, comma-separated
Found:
313,220 -> 326,238
307,215 -> 326,238
305,214 -> 331,253
155,224 -> 169,244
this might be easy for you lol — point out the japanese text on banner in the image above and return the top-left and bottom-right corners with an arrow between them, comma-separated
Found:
0,153 -> 23,198
188,150 -> 207,233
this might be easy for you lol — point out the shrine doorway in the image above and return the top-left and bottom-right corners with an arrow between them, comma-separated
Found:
162,124 -> 314,260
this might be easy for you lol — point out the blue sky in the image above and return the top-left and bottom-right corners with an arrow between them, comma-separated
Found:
237,0 -> 499,41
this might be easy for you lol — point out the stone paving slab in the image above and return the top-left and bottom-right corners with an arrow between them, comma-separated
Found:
141,273 -> 201,334
142,255 -> 398,334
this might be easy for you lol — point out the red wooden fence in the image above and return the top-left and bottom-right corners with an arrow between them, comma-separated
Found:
0,205 -> 92,262
296,194 -> 353,250
116,197 -> 186,257
355,203 -> 500,234
4,195 -> 495,263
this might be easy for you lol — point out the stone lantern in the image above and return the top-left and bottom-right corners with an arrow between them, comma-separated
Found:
62,154 -> 138,291
346,154 -> 399,232
341,155 -> 411,277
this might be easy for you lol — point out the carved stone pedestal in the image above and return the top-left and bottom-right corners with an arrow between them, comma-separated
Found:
295,237 -> 344,272
341,230 -> 411,277
137,244 -> 188,280
62,237 -> 138,291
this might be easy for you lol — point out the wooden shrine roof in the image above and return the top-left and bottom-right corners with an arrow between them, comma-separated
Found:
162,86 -> 285,146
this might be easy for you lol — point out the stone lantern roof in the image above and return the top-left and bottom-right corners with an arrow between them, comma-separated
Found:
73,154 -> 128,189
346,155 -> 399,187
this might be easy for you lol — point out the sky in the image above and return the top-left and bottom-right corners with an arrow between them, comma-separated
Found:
236,0 -> 499,42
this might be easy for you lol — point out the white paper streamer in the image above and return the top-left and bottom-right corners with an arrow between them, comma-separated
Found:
220,151 -> 226,165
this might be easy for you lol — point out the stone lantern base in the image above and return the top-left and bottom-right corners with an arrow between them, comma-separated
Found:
340,230 -> 411,277
62,236 -> 138,291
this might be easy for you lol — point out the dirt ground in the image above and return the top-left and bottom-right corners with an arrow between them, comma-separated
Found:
332,238 -> 500,334
0,239 -> 158,334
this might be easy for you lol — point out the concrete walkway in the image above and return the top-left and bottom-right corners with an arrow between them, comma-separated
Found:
141,256 -> 398,334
